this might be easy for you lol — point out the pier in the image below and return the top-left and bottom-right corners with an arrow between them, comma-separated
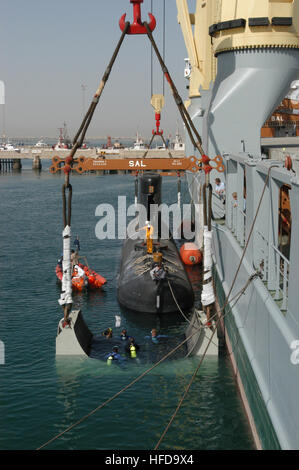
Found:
0,158 -> 22,172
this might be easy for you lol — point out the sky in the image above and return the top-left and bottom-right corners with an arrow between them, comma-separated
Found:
0,0 -> 195,140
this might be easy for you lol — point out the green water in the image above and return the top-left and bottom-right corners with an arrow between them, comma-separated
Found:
0,161 -> 254,450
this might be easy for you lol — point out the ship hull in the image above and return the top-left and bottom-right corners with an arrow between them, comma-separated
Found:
212,220 -> 296,449
186,163 -> 299,449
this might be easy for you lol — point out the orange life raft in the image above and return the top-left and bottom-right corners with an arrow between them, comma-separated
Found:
55,263 -> 107,291
180,243 -> 202,266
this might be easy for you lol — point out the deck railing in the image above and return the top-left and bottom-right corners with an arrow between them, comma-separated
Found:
253,230 -> 289,311
219,154 -> 293,315
254,230 -> 269,282
272,244 -> 289,311
230,201 -> 246,247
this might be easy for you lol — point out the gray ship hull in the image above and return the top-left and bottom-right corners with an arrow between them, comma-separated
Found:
182,33 -> 299,448
187,158 -> 299,449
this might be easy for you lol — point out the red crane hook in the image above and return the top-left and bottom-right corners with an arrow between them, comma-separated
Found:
119,0 -> 156,35
153,113 -> 163,136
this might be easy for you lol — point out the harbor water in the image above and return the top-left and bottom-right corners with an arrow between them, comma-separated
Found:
0,161 -> 255,450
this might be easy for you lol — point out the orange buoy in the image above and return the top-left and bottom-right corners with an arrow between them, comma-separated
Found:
180,243 -> 202,266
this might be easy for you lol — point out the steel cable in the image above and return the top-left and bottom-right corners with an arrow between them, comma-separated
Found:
144,21 -> 204,156
70,22 -> 130,160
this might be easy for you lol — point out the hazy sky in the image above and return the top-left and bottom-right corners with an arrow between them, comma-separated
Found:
1,0 -> 195,140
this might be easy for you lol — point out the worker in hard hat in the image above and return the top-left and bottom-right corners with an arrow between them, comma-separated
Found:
145,222 -> 154,254
139,221 -> 154,254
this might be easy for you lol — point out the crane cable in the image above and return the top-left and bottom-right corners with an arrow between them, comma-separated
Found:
163,0 -> 166,96
147,1 -> 171,158
141,131 -> 173,159
150,0 -> 154,97
168,272 -> 260,332
144,21 -> 205,157
58,23 -> 129,323
53,14 -> 206,167
69,22 -> 130,161
150,0 -> 166,97
56,15 -> 205,166
60,23 -> 130,209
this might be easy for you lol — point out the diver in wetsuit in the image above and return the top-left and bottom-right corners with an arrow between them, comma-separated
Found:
125,337 -> 140,358
120,329 -> 129,341
105,346 -> 122,365
146,329 -> 168,344
102,328 -> 113,339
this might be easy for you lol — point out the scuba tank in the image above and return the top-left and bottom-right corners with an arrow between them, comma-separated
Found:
130,344 -> 137,358
107,355 -> 114,365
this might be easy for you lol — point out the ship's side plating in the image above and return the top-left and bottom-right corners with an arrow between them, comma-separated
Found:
177,0 -> 299,450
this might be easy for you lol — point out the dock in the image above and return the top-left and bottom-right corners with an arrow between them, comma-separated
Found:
0,147 -> 185,160
0,158 -> 22,172
0,147 -> 185,172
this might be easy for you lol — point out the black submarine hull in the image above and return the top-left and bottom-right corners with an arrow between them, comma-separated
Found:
117,172 -> 195,314
117,237 -> 194,314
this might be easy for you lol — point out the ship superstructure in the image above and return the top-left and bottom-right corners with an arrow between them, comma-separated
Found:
177,0 -> 299,450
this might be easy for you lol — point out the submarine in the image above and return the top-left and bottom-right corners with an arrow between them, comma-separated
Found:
117,172 -> 194,314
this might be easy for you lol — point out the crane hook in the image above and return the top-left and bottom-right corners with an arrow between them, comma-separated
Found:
119,0 -> 156,35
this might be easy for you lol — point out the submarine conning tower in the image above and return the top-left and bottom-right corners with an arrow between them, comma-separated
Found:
138,172 -> 162,229
177,0 -> 299,157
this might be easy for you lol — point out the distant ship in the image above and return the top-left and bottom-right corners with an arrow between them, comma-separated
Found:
54,122 -> 72,150
35,138 -> 48,148
172,130 -> 185,152
97,136 -> 123,155
129,132 -> 147,151
0,141 -> 20,152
